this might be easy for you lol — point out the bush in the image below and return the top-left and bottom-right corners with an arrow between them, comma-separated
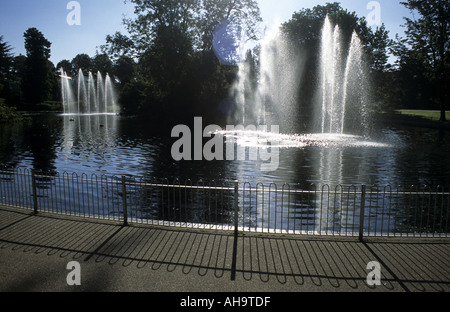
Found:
0,98 -> 25,122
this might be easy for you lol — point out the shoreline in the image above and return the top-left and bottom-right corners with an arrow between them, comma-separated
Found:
374,112 -> 450,130
12,110 -> 450,130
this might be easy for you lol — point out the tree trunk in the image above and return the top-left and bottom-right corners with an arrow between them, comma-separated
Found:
440,99 -> 446,122
440,81 -> 447,122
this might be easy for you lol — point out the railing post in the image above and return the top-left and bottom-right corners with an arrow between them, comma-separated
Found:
31,170 -> 38,215
122,176 -> 128,226
234,180 -> 239,236
359,185 -> 366,241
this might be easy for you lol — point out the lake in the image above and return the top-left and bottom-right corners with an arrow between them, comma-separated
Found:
1,113 -> 449,188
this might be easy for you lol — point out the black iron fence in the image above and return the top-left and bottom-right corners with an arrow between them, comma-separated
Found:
0,168 -> 449,239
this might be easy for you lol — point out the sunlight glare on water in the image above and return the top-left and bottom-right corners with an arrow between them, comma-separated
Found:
217,130 -> 393,149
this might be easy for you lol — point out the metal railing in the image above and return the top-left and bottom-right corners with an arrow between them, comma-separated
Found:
0,168 -> 449,239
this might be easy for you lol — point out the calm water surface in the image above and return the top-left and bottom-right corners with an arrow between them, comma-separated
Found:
1,113 -> 449,188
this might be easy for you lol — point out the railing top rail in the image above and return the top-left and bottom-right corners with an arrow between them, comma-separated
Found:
1,169 -> 450,195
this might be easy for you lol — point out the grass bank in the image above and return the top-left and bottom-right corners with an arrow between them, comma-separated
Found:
375,110 -> 450,130
396,109 -> 450,122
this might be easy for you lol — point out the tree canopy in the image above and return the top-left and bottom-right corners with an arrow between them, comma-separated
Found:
22,28 -> 57,106
393,0 -> 449,120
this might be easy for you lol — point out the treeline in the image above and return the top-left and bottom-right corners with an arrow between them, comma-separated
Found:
0,0 -> 448,124
1,28 -> 57,112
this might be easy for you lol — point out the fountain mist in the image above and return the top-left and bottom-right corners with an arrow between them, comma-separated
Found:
230,25 -> 301,132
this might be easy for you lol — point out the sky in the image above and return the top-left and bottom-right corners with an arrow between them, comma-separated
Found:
0,0 -> 413,66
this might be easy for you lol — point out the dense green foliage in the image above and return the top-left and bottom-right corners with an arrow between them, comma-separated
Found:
21,28 -> 59,108
0,97 -> 24,122
100,0 -> 262,127
393,0 -> 449,121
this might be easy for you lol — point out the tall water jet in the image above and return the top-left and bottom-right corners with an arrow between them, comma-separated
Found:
231,24 -> 300,132
105,73 -> 117,114
60,68 -> 75,115
319,15 -> 367,134
97,71 -> 105,113
320,17 -> 346,134
342,31 -> 368,134
231,54 -> 250,125
88,71 -> 97,113
77,69 -> 88,114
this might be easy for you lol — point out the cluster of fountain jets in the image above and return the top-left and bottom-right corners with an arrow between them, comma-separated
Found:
231,15 -> 368,136
60,68 -> 118,115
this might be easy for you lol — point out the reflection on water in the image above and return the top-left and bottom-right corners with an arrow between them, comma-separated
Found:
1,113 -> 449,188
60,114 -> 119,171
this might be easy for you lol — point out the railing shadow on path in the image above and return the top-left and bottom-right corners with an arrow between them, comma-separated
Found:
0,206 -> 449,292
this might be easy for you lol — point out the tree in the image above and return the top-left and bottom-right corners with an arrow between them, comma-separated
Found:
92,53 -> 113,74
100,31 -> 137,61
102,0 -> 262,124
0,36 -> 14,103
397,0 -> 449,121
367,25 -> 391,72
22,28 -> 56,106
56,59 -> 72,76
0,36 -> 13,82
198,0 -> 262,51
113,55 -> 136,86
71,53 -> 92,75
123,0 -> 199,55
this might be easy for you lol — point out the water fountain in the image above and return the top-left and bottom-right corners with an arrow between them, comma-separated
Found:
226,16 -> 384,234
60,68 -> 118,115
320,16 -> 367,134
60,69 -> 76,115
230,15 -> 368,137
230,25 -> 300,132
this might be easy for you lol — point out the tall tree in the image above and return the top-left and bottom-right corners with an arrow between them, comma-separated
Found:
116,0 -> 262,55
56,59 -> 72,76
22,28 -> 55,106
198,0 -> 262,51
0,36 -> 14,103
0,36 -> 13,83
101,0 -> 262,124
113,55 -> 136,87
399,0 -> 449,121
92,53 -> 113,74
123,0 -> 199,55
101,31 -> 137,61
71,53 -> 92,76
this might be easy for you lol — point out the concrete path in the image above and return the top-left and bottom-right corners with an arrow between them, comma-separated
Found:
0,205 -> 448,294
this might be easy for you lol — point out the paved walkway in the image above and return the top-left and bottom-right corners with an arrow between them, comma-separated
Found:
0,205 -> 449,293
